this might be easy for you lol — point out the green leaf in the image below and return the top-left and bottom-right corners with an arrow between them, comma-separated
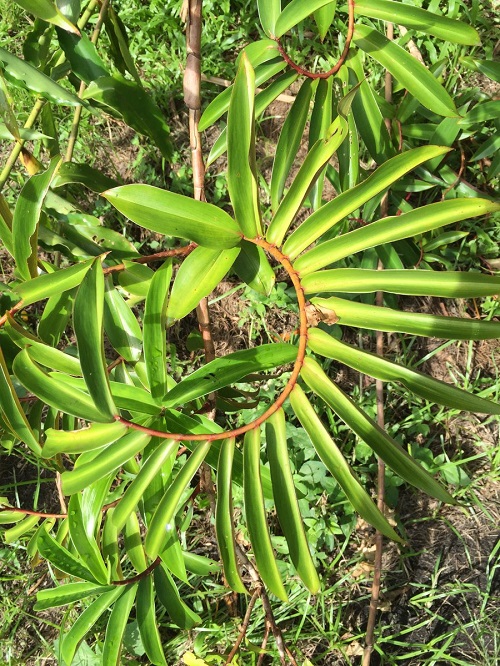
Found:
61,429 -> 151,495
163,343 -> 297,408
5,315 -> 82,375
104,5 -> 142,84
233,241 -> 276,296
243,428 -> 288,600
145,441 -> 211,559
0,123 -> 52,141
267,113 -> 349,246
74,259 -> 117,420
3,514 -> 40,542
274,0 -> 337,37
308,77 -> 333,209
112,438 -> 178,533
56,28 -> 109,84
144,260 -> 172,403
137,577 -> 167,666
199,58 -> 287,132
290,385 -> 402,542
13,348 -> 110,423
354,0 -> 480,45
0,46 -> 83,106
295,199 -> 500,274
60,587 -> 124,666
103,277 -> 143,363
14,259 -> 93,307
271,78 -> 317,211
102,583 -> 137,666
0,346 -> 41,456
257,0 -> 281,37
154,563 -> 202,629
0,193 -> 13,257
266,410 -> 320,593
38,525 -> 98,583
102,185 -> 242,249
347,52 -> 395,164
308,328 -> 500,415
35,582 -> 115,611
353,25 -> 457,117
13,156 -> 61,281
301,357 -> 455,503
13,0 -> 79,33
283,145 -> 450,260
43,421 -> 127,458
124,512 -> 148,573
314,2 -> 337,40
38,288 -> 74,347
206,70 -> 299,166
52,162 -> 119,192
166,246 -> 240,325
311,296 -> 500,340
215,438 -> 247,594
68,493 -> 108,584
227,53 -> 262,238
302,268 -> 500,298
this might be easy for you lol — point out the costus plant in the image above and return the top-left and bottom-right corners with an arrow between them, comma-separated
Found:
0,1 -> 499,664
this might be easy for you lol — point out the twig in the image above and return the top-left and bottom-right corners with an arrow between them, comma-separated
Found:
275,0 -> 355,80
363,21 -> 393,666
225,586 -> 261,664
111,556 -> 161,586
256,621 -> 270,666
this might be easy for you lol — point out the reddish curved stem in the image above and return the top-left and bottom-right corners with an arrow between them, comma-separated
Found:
117,237 -> 308,442
275,0 -> 355,80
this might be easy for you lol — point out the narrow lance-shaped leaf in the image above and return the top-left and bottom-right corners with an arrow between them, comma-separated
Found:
103,276 -> 143,363
301,357 -> 455,503
267,109 -> 350,246
271,78 -> 317,211
244,428 -> 288,600
290,384 -> 402,542
124,511 -> 148,573
163,343 -> 297,408
295,198 -> 500,275
215,438 -> 247,594
145,441 -> 211,559
104,5 -> 142,84
283,145 -> 450,260
3,514 -> 40,543
102,583 -> 137,666
35,582 -> 115,611
13,0 -> 79,33
13,348 -> 110,423
37,525 -> 99,583
82,74 -> 173,160
227,53 -> 262,238
112,438 -> 178,533
353,26 -> 457,117
60,587 -> 125,666
144,260 -> 172,403
14,259 -> 94,307
0,192 -> 14,257
137,576 -> 167,666
311,296 -> 500,340
354,0 -> 480,45
74,259 -> 117,420
233,241 -> 276,296
0,346 -> 41,455
274,0 -> 338,37
166,247 -> 240,326
154,563 -> 202,629
68,493 -> 108,584
103,185 -> 242,249
56,28 -> 109,84
42,422 -> 127,458
302,268 -> 500,298
266,410 -> 321,593
314,2 -> 337,40
257,0 -> 281,37
13,156 -> 61,281
0,46 -> 84,106
61,429 -> 152,495
308,76 -> 333,209
307,327 -> 500,415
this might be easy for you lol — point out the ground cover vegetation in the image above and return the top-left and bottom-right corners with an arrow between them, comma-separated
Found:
0,0 -> 499,664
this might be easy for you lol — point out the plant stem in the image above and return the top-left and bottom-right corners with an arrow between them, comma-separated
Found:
64,0 -> 111,162
225,587 -> 261,664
